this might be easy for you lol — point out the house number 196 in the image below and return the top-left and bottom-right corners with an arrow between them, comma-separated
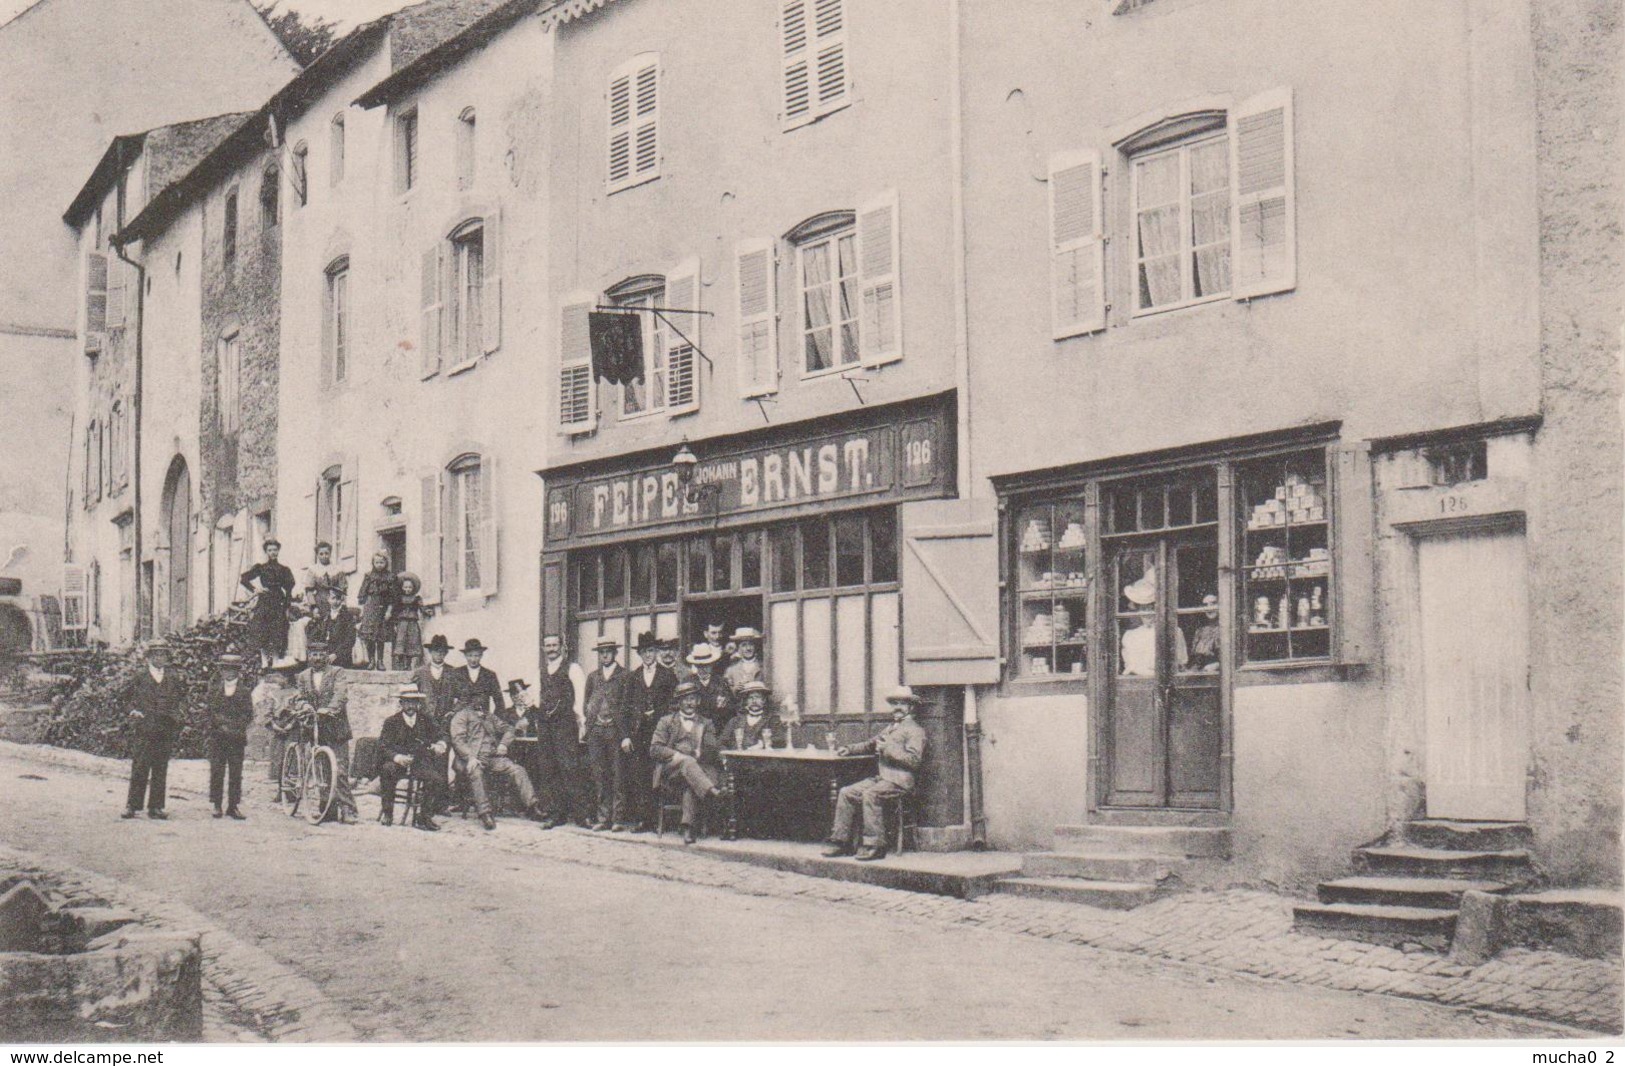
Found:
906,439 -> 933,471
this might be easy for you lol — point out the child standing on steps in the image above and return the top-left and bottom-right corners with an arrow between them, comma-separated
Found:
356,551 -> 398,671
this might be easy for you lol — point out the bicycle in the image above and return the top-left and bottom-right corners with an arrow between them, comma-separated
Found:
271,702 -> 340,825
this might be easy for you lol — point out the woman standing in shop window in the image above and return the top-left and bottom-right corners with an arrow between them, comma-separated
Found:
356,551 -> 398,670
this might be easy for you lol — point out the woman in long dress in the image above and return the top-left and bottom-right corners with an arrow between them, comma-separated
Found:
240,539 -> 296,668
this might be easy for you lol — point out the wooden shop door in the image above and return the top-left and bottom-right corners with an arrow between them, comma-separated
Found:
1420,525 -> 1530,821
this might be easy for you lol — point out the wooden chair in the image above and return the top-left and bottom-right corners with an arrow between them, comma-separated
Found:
881,792 -> 917,855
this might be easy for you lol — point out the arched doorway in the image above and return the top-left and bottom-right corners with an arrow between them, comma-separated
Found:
161,456 -> 192,635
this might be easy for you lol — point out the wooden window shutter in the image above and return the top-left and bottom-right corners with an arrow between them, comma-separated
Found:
811,0 -> 848,113
84,252 -> 108,338
420,244 -> 443,375
1331,441 -> 1375,665
665,255 -> 700,412
558,294 -> 597,434
419,472 -> 442,605
735,238 -> 779,397
857,188 -> 901,366
782,0 -> 845,127
781,0 -> 811,124
339,457 -> 359,568
105,258 -> 126,330
1049,149 -> 1105,339
900,498 -> 1001,684
320,276 -> 336,385
477,454 -> 499,598
632,58 -> 659,182
541,551 -> 567,647
1230,86 -> 1296,299
307,477 -> 321,560
607,68 -> 633,188
482,210 -> 502,355
62,564 -> 88,631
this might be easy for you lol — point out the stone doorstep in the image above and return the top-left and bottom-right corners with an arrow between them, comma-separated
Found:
1021,851 -> 1173,882
1355,844 -> 1535,884
1403,819 -> 1534,852
991,875 -> 1159,910
1291,901 -> 1459,953
1318,876 -> 1511,910
1052,824 -> 1233,859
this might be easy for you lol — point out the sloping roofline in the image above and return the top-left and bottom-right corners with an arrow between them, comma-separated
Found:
354,0 -> 549,109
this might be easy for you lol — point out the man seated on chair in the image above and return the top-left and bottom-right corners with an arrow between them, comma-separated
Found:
378,685 -> 448,831
649,680 -> 724,844
722,680 -> 780,749
823,686 -> 928,861
449,689 -> 541,831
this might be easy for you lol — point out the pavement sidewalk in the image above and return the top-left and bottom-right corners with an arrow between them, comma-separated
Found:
7,740 -> 1620,1034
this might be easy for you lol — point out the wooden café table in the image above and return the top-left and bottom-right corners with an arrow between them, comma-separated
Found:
720,747 -> 877,842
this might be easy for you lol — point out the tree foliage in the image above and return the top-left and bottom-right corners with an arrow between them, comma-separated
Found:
253,1 -> 340,67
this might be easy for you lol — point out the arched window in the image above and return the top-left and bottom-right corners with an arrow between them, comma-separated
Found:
324,257 -> 350,384
447,453 -> 485,595
606,273 -> 666,417
260,163 -> 280,228
448,220 -> 486,364
788,209 -> 858,375
223,189 -> 238,271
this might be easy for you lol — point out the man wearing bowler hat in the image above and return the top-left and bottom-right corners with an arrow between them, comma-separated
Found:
206,653 -> 254,820
452,638 -> 504,716
625,631 -> 678,831
413,634 -> 458,726
533,633 -> 590,827
583,636 -> 634,830
824,686 -> 928,861
378,685 -> 448,830
123,641 -> 186,820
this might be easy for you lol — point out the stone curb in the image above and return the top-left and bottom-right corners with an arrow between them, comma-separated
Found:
0,841 -> 356,1043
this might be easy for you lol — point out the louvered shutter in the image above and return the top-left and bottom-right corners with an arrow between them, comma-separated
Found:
1230,86 -> 1296,299
607,56 -> 658,190
105,258 -> 126,330
811,0 -> 847,114
1049,149 -> 1105,338
85,252 -> 108,338
419,473 -> 442,605
477,454 -> 499,598
62,565 -> 88,632
421,244 -> 443,375
632,58 -> 659,183
558,295 -> 597,434
665,256 -> 700,412
736,238 -> 778,397
783,0 -> 846,127
781,0 -> 811,125
339,457 -> 359,568
482,210 -> 502,354
857,189 -> 901,366
607,69 -> 632,188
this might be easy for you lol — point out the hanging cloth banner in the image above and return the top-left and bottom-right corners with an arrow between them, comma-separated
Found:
589,311 -> 644,385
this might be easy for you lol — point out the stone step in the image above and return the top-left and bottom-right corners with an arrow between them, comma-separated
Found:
1502,890 -> 1625,959
1354,844 -> 1533,884
993,876 -> 1158,910
1292,901 -> 1459,951
1317,876 -> 1508,909
1052,825 -> 1231,859
1021,852 -> 1172,882
1403,819 -> 1533,852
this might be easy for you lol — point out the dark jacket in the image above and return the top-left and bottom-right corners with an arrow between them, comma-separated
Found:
129,669 -> 186,751
690,671 -> 734,731
722,711 -> 781,751
307,608 -> 358,666
649,712 -> 722,787
295,667 -> 352,745
380,709 -> 444,763
412,662 -> 459,724
206,679 -> 255,743
627,663 -> 679,748
451,665 -> 504,718
584,664 -> 634,740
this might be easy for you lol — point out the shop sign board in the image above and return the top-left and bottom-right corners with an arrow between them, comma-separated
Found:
546,415 -> 947,545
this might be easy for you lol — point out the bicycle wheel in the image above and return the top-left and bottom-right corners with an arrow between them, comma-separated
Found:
305,746 -> 338,825
280,742 -> 304,816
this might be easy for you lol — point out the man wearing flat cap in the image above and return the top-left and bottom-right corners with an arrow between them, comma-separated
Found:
378,685 -> 449,830
207,653 -> 254,821
123,641 -> 186,820
296,640 -> 357,823
584,636 -> 634,830
824,686 -> 928,861
625,631 -> 678,831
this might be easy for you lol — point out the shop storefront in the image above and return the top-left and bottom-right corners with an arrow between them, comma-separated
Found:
539,395 -> 957,742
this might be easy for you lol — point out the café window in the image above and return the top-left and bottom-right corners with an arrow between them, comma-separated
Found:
1238,450 -> 1330,663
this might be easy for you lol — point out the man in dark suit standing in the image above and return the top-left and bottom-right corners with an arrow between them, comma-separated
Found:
206,652 -> 254,821
583,636 -> 634,831
123,642 -> 186,820
412,634 -> 458,727
377,686 -> 448,830
451,639 -> 504,719
531,633 -> 589,828
625,632 -> 678,832
295,640 -> 356,823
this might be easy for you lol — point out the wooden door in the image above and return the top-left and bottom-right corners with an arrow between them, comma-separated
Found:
163,460 -> 192,635
1420,526 -> 1529,821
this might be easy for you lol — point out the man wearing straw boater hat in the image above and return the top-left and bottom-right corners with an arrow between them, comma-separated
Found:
378,685 -> 448,830
584,636 -> 635,830
123,640 -> 186,820
723,627 -> 764,691
206,653 -> 254,821
823,685 -> 928,861
684,642 -> 733,733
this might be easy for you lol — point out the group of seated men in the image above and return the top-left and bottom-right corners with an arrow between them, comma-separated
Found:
296,623 -> 928,859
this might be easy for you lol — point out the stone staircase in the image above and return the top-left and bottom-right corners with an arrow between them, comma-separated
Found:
1293,820 -> 1536,951
993,823 -> 1231,910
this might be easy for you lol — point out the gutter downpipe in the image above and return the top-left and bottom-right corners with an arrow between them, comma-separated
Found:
110,147 -> 146,642
948,0 -> 987,850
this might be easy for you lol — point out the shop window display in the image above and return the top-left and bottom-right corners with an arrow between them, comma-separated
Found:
1239,451 -> 1331,663
1015,499 -> 1089,677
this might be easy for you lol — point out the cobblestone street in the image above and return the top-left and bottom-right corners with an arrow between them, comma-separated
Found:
0,742 -> 1615,1041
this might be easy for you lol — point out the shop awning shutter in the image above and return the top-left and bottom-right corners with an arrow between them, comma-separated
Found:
901,498 -> 1000,685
